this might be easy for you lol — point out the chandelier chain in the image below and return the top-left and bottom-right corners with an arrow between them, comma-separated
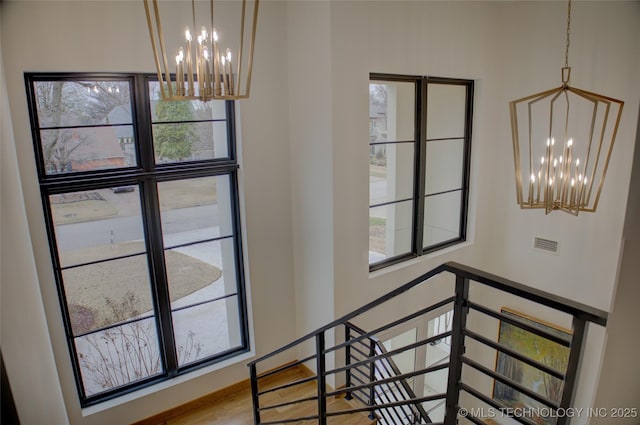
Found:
564,0 -> 571,68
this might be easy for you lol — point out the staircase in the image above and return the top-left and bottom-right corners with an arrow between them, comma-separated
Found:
248,262 -> 607,425
344,322 -> 431,424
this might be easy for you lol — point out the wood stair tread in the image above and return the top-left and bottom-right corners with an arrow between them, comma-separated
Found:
134,364 -> 375,425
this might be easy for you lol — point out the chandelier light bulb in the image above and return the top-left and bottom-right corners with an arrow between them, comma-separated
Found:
144,0 -> 259,101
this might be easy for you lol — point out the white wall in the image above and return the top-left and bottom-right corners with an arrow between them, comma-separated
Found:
484,1 -> 639,312
592,109 -> 640,425
1,6 -> 70,421
325,1 -> 639,422
1,1 -> 296,424
330,0 -> 492,317
286,1 -> 335,351
328,0 -> 639,324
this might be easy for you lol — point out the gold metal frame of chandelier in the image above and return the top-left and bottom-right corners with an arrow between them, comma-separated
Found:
509,0 -> 624,216
509,70 -> 624,215
143,0 -> 259,101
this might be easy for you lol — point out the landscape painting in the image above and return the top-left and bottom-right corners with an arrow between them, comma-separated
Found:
493,308 -> 572,425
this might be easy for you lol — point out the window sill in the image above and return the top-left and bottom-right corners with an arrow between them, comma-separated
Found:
81,349 -> 255,417
368,240 -> 473,280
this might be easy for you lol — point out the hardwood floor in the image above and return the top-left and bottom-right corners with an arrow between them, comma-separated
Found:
132,365 -> 375,425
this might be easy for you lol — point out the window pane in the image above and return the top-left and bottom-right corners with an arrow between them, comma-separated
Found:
370,142 -> 414,205
62,254 -> 154,335
157,176 -> 233,248
50,187 -> 145,268
40,125 -> 136,174
172,297 -> 243,367
370,81 -> 415,143
423,191 -> 462,248
369,200 -> 413,265
426,83 -> 467,140
167,238 -> 239,309
149,82 -> 227,122
152,121 -> 228,163
425,138 -> 465,195
75,317 -> 162,396
34,80 -> 132,128
149,81 -> 228,164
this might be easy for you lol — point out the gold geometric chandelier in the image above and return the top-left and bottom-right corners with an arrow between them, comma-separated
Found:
509,0 -> 624,215
143,0 -> 259,101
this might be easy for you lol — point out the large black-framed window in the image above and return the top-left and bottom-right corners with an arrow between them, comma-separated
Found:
369,74 -> 473,271
25,73 -> 249,406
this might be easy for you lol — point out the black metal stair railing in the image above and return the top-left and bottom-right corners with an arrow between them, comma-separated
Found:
247,262 -> 608,425
345,322 -> 432,424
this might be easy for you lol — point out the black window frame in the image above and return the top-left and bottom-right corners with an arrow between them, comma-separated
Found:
369,73 -> 474,272
25,72 -> 250,406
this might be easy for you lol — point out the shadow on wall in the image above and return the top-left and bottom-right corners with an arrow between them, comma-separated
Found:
1,350 -> 21,425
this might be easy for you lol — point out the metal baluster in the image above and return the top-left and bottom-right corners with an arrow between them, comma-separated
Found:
369,338 -> 378,420
345,324 -> 353,400
316,332 -> 327,425
249,363 -> 261,425
444,275 -> 470,425
556,317 -> 587,425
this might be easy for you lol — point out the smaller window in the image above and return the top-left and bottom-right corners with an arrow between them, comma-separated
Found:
369,74 -> 473,271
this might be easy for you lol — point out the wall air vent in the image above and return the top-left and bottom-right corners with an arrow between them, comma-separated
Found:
534,237 -> 559,254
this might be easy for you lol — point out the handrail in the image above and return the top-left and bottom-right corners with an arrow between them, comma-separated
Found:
248,262 -> 609,425
248,262 -> 607,367
446,262 -> 607,325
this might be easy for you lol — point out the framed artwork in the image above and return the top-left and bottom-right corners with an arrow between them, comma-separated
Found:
493,308 -> 572,425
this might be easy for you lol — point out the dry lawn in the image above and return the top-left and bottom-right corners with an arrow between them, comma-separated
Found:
64,242 -> 221,335
51,177 -> 218,225
369,217 -> 386,254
